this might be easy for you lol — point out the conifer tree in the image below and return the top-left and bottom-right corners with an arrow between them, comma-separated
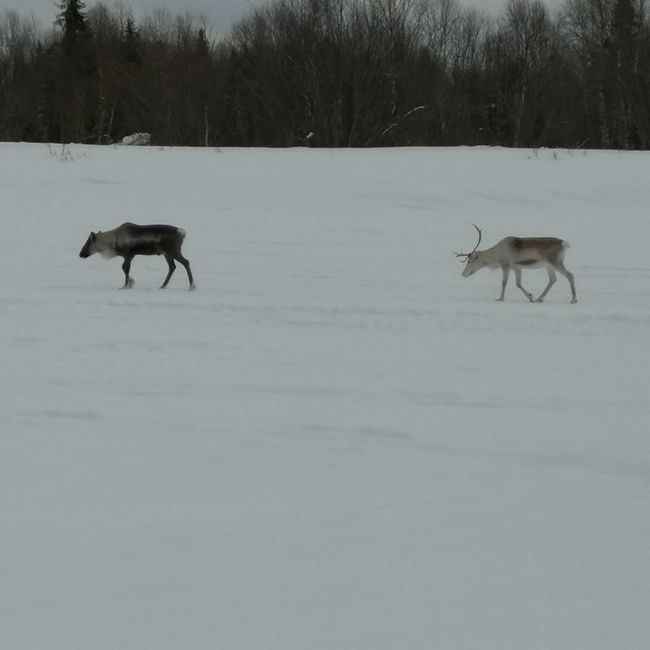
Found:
56,0 -> 89,56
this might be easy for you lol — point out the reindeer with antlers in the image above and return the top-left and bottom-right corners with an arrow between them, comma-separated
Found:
454,225 -> 577,303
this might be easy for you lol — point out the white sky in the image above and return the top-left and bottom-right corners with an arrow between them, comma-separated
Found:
1,0 -> 567,32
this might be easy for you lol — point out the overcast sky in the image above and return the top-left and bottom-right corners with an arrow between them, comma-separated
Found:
0,0 -> 567,32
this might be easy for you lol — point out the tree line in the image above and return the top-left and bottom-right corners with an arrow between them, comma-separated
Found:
1,0 -> 648,149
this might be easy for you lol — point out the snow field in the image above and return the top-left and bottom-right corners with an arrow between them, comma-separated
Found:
2,143 -> 649,649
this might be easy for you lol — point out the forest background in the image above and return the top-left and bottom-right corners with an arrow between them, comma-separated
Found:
0,0 -> 648,149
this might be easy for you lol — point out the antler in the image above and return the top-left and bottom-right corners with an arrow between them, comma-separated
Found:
452,224 -> 482,261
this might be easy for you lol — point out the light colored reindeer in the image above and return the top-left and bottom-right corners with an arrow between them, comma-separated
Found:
454,225 -> 577,303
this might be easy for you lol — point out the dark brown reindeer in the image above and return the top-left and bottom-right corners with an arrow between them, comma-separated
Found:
79,222 -> 195,289
454,225 -> 577,303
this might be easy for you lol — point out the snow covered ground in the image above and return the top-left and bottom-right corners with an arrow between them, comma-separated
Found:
2,142 -> 649,649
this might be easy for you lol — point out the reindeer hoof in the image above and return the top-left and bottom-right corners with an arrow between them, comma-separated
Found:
189,284 -> 197,291
123,278 -> 134,289
571,298 -> 578,304
535,297 -> 544,303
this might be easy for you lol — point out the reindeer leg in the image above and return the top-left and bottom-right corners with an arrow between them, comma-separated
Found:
121,256 -> 134,288
556,262 -> 577,303
536,268 -> 557,302
175,254 -> 195,290
497,267 -> 509,301
514,267 -> 534,302
161,255 -> 176,288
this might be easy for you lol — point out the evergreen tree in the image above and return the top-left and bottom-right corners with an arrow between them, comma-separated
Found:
56,0 -> 89,56
53,0 -> 96,141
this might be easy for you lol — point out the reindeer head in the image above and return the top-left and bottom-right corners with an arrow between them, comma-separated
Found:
453,225 -> 483,276
79,232 -> 97,258
79,231 -> 111,258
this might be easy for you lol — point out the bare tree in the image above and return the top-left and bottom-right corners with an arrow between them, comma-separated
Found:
562,0 -> 649,148
0,11 -> 39,139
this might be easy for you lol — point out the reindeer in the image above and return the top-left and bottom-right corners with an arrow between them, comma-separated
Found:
79,222 -> 195,290
454,225 -> 577,303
